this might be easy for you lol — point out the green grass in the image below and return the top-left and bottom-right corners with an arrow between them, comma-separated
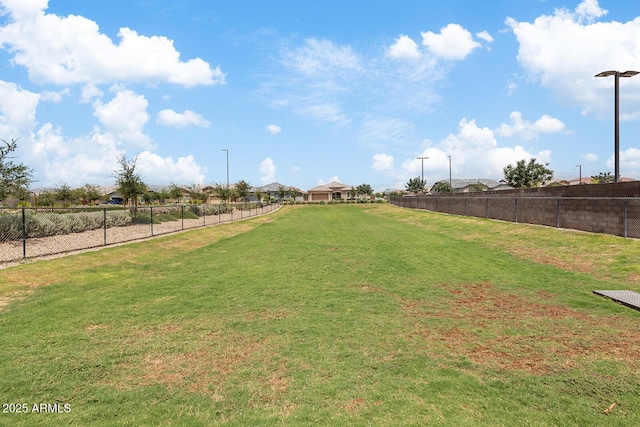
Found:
1,204 -> 640,426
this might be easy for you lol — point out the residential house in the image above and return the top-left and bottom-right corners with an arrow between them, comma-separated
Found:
431,179 -> 512,193
245,182 -> 307,202
307,181 -> 353,202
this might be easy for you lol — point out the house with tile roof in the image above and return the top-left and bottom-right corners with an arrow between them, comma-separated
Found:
247,182 -> 307,202
307,181 -> 353,202
430,178 -> 512,193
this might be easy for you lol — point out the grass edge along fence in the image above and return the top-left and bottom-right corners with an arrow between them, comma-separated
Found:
0,202 -> 280,262
390,195 -> 640,239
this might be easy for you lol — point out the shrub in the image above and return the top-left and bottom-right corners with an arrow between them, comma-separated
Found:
0,203 -> 247,241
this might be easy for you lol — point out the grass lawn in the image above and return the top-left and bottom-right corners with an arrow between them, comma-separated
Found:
1,204 -> 639,426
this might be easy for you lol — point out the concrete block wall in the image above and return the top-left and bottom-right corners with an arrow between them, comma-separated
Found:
392,182 -> 640,238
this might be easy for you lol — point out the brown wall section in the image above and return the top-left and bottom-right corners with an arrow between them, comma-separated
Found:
391,182 -> 640,238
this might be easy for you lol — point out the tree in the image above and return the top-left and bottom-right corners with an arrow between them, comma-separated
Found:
235,180 -> 251,202
168,184 -> 183,203
276,185 -> 287,200
468,182 -> 488,192
36,189 -> 55,208
114,154 -> 147,210
214,183 -> 233,204
76,183 -> 102,205
287,186 -> 299,200
591,172 -> 614,184
431,181 -> 453,193
187,183 -> 207,204
356,183 -> 373,198
0,138 -> 33,202
503,158 -> 553,188
254,188 -> 264,203
55,183 -> 73,207
142,190 -> 155,205
157,187 -> 170,203
405,177 -> 426,194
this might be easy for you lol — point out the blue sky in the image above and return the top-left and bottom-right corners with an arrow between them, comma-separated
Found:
1,0 -> 640,191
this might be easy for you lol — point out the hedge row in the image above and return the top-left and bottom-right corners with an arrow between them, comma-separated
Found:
0,204 -> 244,241
0,210 -> 131,240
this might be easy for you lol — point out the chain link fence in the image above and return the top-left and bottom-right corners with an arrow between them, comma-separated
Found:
390,196 -> 640,239
0,202 -> 280,263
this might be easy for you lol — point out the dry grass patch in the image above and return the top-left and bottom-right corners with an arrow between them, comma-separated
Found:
406,282 -> 640,374
378,204 -> 640,285
103,322 -> 289,402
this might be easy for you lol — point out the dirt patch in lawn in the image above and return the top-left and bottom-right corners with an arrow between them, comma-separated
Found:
405,282 -> 640,374
103,324 -> 289,401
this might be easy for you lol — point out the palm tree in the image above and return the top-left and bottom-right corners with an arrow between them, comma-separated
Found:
254,188 -> 264,203
276,185 -> 287,201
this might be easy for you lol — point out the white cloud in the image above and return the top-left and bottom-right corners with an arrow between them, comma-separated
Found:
31,125 -> 122,186
137,151 -> 206,184
421,23 -> 481,60
40,88 -> 69,103
387,35 -> 421,60
604,147 -> 640,178
619,148 -> 640,177
397,118 -> 551,181
506,0 -> 640,117
495,111 -> 566,140
372,153 -> 394,171
297,103 -> 351,126
318,176 -> 341,186
260,158 -> 277,184
575,0 -> 607,23
263,34 -> 445,124
156,109 -> 210,128
583,153 -> 598,162
359,118 -> 415,146
0,1 -> 224,87
0,80 -> 40,133
80,84 -> 104,103
29,124 -> 208,186
93,88 -> 152,147
476,31 -> 495,43
283,38 -> 362,77
266,124 -> 282,135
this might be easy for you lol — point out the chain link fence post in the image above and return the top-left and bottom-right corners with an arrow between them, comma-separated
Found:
22,207 -> 26,259
624,198 -> 628,238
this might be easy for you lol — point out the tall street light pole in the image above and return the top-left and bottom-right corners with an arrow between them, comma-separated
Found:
576,164 -> 582,184
222,149 -> 229,189
416,156 -> 429,192
447,155 -> 452,187
595,70 -> 639,182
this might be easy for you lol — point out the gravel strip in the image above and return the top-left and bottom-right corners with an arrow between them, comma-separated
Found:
0,205 -> 279,268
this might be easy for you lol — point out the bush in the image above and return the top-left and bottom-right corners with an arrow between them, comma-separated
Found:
0,211 -> 24,240
0,203 -> 247,241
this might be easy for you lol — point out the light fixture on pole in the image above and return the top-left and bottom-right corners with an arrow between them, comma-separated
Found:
416,156 -> 429,190
576,164 -> 582,184
222,149 -> 229,189
595,70 -> 639,182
